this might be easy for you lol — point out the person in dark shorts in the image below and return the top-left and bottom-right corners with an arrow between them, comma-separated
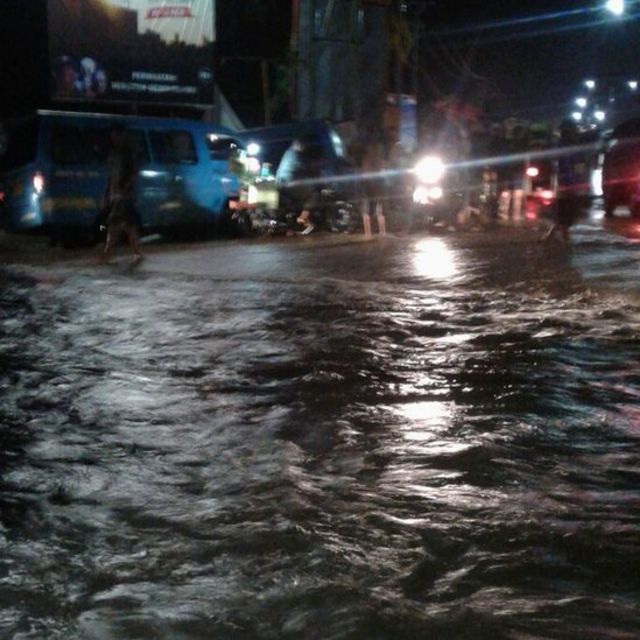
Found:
359,138 -> 386,237
543,160 -> 581,242
542,119 -> 587,242
545,190 -> 578,242
101,123 -> 143,263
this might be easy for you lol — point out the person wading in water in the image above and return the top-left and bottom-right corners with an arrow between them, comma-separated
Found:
101,123 -> 143,264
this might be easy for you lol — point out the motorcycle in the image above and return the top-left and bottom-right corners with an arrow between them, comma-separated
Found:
410,154 -> 468,229
232,183 -> 360,236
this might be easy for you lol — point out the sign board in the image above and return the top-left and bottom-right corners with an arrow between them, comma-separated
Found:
47,0 -> 215,105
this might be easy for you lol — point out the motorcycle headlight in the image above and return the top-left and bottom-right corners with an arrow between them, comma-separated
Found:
414,156 -> 445,184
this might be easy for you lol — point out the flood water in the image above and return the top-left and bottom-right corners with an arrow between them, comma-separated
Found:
1,218 -> 640,639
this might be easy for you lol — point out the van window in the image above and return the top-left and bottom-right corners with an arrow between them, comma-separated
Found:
126,130 -> 150,166
206,134 -> 242,160
150,130 -> 198,164
51,125 -> 110,165
0,119 -> 39,172
50,125 -> 149,167
259,138 -> 295,169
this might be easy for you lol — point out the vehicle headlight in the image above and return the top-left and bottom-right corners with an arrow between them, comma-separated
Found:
414,156 -> 445,184
246,142 -> 261,157
413,185 -> 444,204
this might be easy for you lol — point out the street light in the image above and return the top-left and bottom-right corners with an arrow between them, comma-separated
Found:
594,110 -> 606,122
605,0 -> 625,16
628,80 -> 638,91
585,79 -> 596,90
571,111 -> 584,122
575,97 -> 588,108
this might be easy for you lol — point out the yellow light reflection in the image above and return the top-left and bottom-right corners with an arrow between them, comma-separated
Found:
413,238 -> 458,280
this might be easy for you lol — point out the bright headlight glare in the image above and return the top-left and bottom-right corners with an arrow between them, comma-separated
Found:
414,156 -> 445,184
413,186 -> 430,204
428,186 -> 444,200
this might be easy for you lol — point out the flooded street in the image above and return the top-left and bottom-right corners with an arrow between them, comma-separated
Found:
1,211 -> 640,639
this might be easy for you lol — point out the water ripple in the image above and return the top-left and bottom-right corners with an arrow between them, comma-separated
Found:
1,233 -> 639,638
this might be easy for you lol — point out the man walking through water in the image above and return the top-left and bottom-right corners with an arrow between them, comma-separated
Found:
542,119 -> 587,242
101,123 -> 143,263
359,137 -> 387,237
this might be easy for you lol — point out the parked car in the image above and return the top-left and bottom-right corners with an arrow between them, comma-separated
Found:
0,110 -> 242,246
602,117 -> 640,217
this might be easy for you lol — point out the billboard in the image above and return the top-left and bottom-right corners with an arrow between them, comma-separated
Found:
47,0 -> 215,105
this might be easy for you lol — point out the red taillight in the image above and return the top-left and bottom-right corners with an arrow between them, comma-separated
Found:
526,166 -> 540,178
541,189 -> 555,201
33,172 -> 45,194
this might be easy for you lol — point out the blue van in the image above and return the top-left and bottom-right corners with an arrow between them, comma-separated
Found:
0,110 -> 242,245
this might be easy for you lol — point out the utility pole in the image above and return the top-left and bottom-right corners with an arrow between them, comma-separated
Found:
395,0 -> 406,95
289,0 -> 301,119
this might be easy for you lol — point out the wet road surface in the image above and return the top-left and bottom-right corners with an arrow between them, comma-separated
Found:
1,210 -> 640,639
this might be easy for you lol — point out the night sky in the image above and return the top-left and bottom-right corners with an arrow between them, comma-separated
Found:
420,0 -> 640,121
0,1 -> 639,124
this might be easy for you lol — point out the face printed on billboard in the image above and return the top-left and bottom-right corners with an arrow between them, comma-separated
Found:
48,0 -> 215,105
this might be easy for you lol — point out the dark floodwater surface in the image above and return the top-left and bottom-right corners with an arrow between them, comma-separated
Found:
1,224 -> 640,639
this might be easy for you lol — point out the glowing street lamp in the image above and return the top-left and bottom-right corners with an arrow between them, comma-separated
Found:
575,97 -> 588,108
571,111 -> 584,122
584,79 -> 596,90
628,80 -> 638,91
594,110 -> 606,122
605,0 -> 625,16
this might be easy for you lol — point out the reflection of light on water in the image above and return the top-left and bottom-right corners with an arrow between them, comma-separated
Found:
397,401 -> 451,441
413,238 -> 458,280
439,333 -> 474,345
400,401 -> 448,423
